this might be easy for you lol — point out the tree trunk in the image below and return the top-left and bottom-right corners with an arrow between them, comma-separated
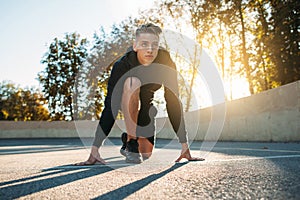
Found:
238,1 -> 254,94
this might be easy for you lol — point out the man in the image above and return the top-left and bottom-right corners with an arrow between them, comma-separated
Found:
76,23 -> 204,165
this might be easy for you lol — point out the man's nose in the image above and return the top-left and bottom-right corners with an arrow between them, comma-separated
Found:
147,46 -> 153,52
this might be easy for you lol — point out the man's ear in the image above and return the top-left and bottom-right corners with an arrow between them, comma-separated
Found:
133,41 -> 137,52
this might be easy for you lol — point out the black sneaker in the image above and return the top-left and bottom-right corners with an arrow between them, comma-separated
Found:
125,139 -> 142,164
120,132 -> 127,157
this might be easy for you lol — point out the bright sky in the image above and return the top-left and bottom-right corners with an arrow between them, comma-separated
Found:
0,0 -> 154,88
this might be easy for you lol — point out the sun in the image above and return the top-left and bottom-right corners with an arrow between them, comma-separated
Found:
224,76 -> 251,100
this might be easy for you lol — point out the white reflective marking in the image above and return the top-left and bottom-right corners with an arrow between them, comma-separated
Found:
205,154 -> 300,163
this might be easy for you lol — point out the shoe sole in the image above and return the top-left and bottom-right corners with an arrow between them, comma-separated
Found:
121,149 -> 142,163
125,158 -> 142,164
125,152 -> 142,164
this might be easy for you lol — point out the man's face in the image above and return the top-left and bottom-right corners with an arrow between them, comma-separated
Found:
133,33 -> 159,66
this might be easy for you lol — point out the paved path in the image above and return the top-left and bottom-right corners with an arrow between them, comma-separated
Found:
0,138 -> 300,199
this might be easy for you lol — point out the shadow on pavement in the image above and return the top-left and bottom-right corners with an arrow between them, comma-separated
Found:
0,138 -> 88,155
0,160 -> 186,199
92,162 -> 187,200
0,146 -> 85,155
0,163 -> 113,199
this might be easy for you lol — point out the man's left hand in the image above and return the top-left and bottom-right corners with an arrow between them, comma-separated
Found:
175,147 -> 205,162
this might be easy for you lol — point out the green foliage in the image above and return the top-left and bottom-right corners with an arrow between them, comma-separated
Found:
249,0 -> 299,91
39,33 -> 88,121
268,0 -> 300,85
0,81 -> 49,121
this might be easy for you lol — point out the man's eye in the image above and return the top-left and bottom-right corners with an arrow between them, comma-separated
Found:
152,43 -> 159,48
141,42 -> 148,47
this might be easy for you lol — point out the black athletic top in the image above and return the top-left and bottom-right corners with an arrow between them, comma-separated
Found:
92,48 -> 188,147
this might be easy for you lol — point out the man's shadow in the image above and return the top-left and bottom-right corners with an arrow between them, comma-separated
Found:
0,156 -> 119,199
92,162 -> 186,200
0,156 -> 186,199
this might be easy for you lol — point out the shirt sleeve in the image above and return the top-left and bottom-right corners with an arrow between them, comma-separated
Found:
161,51 -> 188,143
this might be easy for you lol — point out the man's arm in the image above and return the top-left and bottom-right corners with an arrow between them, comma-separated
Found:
92,86 -> 117,148
164,86 -> 188,144
74,59 -> 129,165
161,50 -> 204,162
162,52 -> 188,144
92,59 -> 129,147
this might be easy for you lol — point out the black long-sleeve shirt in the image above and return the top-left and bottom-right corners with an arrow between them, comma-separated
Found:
92,48 -> 188,147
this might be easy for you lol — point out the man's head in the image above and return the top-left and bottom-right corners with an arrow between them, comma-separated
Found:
133,23 -> 162,66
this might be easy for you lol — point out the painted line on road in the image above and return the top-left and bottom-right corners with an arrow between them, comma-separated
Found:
206,154 -> 300,163
200,147 -> 300,153
0,146 -> 85,155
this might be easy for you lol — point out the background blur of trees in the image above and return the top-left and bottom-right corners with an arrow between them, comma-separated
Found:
1,0 -> 299,121
38,33 -> 88,121
160,0 -> 299,95
73,18 -> 139,120
0,81 -> 49,121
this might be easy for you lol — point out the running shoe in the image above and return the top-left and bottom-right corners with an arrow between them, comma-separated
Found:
125,139 -> 142,164
120,132 -> 127,156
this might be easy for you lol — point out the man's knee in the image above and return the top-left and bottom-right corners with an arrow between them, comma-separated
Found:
122,77 -> 141,111
123,77 -> 141,93
142,153 -> 152,160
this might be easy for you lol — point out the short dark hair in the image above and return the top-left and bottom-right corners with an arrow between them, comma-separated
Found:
135,23 -> 162,38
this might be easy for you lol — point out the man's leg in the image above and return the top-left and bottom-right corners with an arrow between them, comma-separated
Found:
121,77 -> 142,163
122,77 -> 141,139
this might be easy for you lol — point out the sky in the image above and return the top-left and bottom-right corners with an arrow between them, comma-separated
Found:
0,0 -> 154,88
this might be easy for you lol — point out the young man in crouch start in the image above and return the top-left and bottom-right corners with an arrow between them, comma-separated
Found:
76,23 -> 204,165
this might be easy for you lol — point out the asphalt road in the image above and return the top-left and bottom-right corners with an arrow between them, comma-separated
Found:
0,138 -> 300,199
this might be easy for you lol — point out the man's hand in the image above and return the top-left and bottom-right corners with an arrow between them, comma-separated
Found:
75,146 -> 107,165
175,143 -> 205,162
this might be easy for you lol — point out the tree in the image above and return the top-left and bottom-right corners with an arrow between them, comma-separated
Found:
39,33 -> 88,121
75,20 -> 136,120
0,81 -> 49,121
269,0 -> 300,85
159,0 -> 300,99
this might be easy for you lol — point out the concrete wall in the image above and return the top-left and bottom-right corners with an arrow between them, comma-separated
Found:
0,81 -> 299,142
194,80 -> 299,142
